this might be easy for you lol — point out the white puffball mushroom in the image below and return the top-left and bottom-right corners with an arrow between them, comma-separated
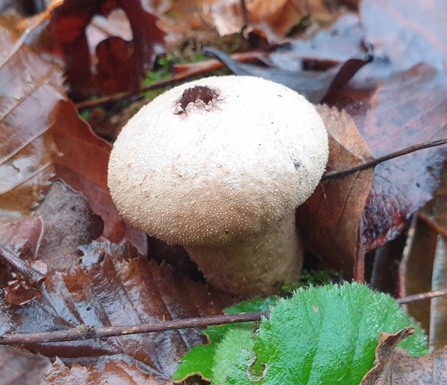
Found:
108,75 -> 328,298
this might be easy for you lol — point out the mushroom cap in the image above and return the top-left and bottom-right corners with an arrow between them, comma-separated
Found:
108,75 -> 328,247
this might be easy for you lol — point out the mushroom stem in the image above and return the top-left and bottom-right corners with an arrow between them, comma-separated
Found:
184,213 -> 302,298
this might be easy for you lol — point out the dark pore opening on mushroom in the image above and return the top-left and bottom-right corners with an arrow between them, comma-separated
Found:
177,86 -> 218,113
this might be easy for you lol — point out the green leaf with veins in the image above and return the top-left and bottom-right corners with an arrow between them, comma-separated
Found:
174,283 -> 427,385
225,283 -> 427,385
173,297 -> 277,383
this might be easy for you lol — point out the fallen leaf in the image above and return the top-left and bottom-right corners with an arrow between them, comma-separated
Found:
203,46 -> 371,103
0,240 -> 234,383
327,64 -> 447,256
360,0 -> 447,77
400,168 -> 447,350
297,105 -> 374,274
0,215 -> 44,260
210,0 -> 357,38
51,0 -> 165,98
0,17 -> 65,223
51,100 -> 147,254
35,180 -> 104,272
0,346 -> 51,385
361,328 -> 447,384
46,356 -> 158,385
268,13 -> 365,71
360,327 -> 415,384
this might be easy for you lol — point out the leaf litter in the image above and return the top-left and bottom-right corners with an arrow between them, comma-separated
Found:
1,0 -> 447,383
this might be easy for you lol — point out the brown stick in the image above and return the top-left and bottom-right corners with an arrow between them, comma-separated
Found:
322,137 -> 447,181
2,289 -> 447,345
0,312 -> 268,345
0,244 -> 45,285
397,290 -> 447,305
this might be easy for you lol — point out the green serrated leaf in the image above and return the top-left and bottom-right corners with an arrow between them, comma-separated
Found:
173,298 -> 276,383
173,325 -> 229,382
225,297 -> 279,315
212,326 -> 255,385
226,283 -> 427,385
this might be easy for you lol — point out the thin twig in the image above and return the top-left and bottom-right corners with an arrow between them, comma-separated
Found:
3,289 -> 447,345
0,312 -> 268,345
322,137 -> 447,181
0,244 -> 45,285
397,290 -> 447,305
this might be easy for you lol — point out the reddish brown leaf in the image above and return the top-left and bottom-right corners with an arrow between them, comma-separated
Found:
0,216 -> 44,288
35,180 -> 104,272
46,357 -> 158,385
0,215 -> 44,260
297,105 -> 374,275
328,65 -> 447,255
4,276 -> 42,306
51,100 -> 147,254
52,0 -> 165,98
0,18 -> 65,222
0,346 -> 51,385
0,240 -> 234,383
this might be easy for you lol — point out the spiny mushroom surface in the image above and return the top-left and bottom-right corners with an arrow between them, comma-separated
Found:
108,75 -> 328,297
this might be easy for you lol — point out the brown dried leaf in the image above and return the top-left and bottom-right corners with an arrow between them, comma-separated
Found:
399,217 -> 437,336
328,65 -> 447,255
51,100 -> 147,254
46,356 -> 158,385
297,105 -> 374,274
0,346 -> 51,385
401,169 -> 447,350
0,18 -> 65,223
35,180 -> 104,272
361,328 -> 447,385
0,240 -> 234,383
360,327 -> 415,384
210,0 -> 357,38
0,215 -> 44,260
52,0 -> 165,98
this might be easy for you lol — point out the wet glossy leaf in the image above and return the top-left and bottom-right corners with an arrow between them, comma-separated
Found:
0,346 -> 51,385
0,18 -> 65,222
0,240 -> 234,384
204,46 -> 371,103
360,0 -> 447,76
51,100 -> 147,254
328,65 -> 447,255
